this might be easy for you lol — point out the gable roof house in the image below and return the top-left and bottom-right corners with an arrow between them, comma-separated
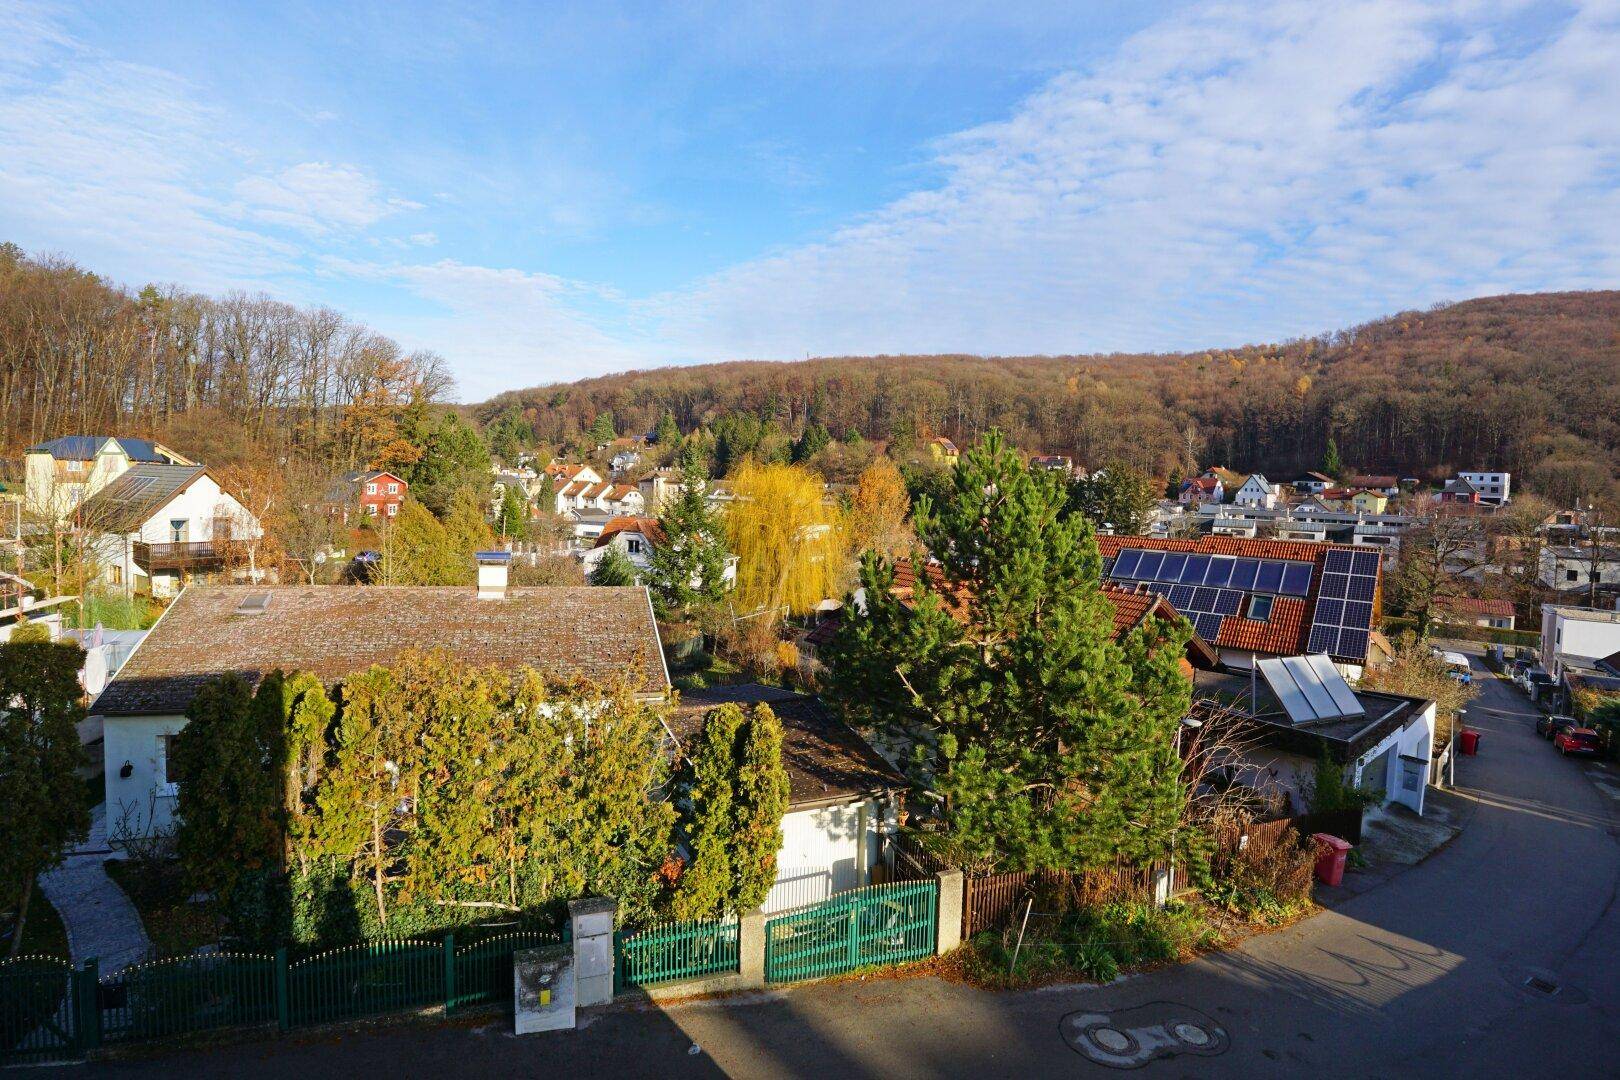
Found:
329,469 -> 408,524
670,683 -> 904,913
76,464 -> 264,600
1232,474 -> 1278,509
24,436 -> 195,520
91,573 -> 670,837
579,515 -> 737,588
1439,477 -> 1482,505
1178,475 -> 1224,506
1291,471 -> 1336,495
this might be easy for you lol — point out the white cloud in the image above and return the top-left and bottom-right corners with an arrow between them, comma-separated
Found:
235,162 -> 421,235
652,0 -> 1620,359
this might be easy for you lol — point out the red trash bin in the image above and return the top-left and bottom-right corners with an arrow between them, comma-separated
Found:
1459,729 -> 1480,756
1312,833 -> 1352,887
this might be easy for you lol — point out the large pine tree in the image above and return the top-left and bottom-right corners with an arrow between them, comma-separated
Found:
646,454 -> 729,626
823,430 -> 1191,873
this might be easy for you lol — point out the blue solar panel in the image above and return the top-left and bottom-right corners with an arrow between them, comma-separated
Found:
1321,573 -> 1349,599
1169,585 -> 1195,609
1254,561 -> 1284,593
1325,549 -> 1355,574
1191,587 -> 1218,611
1112,549 -> 1142,578
1194,612 -> 1224,641
1181,555 -> 1212,584
1136,551 -> 1164,581
1204,559 -> 1233,587
1352,551 -> 1381,576
1229,559 -> 1260,591
1158,553 -> 1187,582
1280,563 -> 1313,596
1307,625 -> 1339,654
1336,628 -> 1369,660
1145,582 -> 1172,597
1346,575 -> 1377,602
1343,601 -> 1374,629
1315,599 -> 1345,626
1214,589 -> 1242,615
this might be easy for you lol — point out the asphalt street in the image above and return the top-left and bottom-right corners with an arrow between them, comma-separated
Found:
70,648 -> 1620,1078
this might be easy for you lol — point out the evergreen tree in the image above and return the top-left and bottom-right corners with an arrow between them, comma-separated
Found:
380,500 -> 463,585
395,409 -> 493,514
496,485 -> 530,541
822,430 -> 1191,873
172,673 -> 285,902
0,640 -> 90,957
486,406 -> 533,463
588,410 -> 617,445
654,411 -> 681,447
792,421 -> 831,463
671,703 -> 789,918
646,455 -> 728,625
589,546 -> 640,586
1068,463 -> 1160,535
1321,438 -> 1344,480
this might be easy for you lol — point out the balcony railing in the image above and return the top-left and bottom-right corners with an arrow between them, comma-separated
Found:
133,541 -> 223,571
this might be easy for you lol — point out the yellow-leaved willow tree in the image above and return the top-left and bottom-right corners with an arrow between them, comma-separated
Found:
725,462 -> 846,617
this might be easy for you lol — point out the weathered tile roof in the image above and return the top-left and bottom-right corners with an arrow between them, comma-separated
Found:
1436,596 -> 1515,618
77,464 -> 210,533
92,584 -> 669,716
595,516 -> 667,548
669,684 -> 903,809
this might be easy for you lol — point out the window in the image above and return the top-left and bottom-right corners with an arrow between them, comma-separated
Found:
1567,569 -> 1579,582
627,537 -> 644,555
386,502 -> 397,516
156,733 -> 182,795
169,519 -> 187,544
366,483 -> 378,495
367,503 -> 379,516
1247,594 -> 1274,621
387,483 -> 399,494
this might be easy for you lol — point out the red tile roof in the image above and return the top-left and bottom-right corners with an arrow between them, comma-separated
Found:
595,515 -> 667,548
1437,596 -> 1515,618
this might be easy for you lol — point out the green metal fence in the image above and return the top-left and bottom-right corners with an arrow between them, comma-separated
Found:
764,880 -> 937,984
614,918 -> 739,991
285,939 -> 445,1028
450,929 -> 567,1013
100,953 -> 277,1044
0,956 -> 80,1065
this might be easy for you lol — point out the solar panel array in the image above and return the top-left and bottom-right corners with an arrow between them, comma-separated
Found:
1304,549 -> 1381,661
1108,549 -> 1316,648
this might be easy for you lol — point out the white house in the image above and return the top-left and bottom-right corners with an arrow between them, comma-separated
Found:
24,436 -> 194,520
1539,545 -> 1620,592
1233,474 -> 1278,510
1291,472 -> 1336,495
90,570 -> 672,838
579,515 -> 737,589
77,465 -> 264,599
671,684 -> 904,914
1455,470 -> 1511,504
1540,605 -> 1620,683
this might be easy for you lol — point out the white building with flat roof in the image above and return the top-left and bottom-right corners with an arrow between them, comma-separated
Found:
1540,604 -> 1620,682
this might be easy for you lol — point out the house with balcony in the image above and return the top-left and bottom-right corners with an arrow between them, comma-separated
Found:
1233,474 -> 1278,510
24,436 -> 194,520
77,464 -> 264,599
1456,470 -> 1511,505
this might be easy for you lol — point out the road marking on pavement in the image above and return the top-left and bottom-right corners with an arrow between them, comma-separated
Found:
1061,1002 -> 1229,1068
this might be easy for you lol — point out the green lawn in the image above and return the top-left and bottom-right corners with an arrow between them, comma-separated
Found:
5,880 -> 71,960
103,860 -> 219,959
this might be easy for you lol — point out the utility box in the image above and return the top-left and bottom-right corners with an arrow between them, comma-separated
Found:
514,945 -> 575,1035
569,897 -> 617,1007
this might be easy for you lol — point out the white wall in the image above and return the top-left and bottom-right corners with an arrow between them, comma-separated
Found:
1542,609 -> 1620,680
763,797 -> 890,914
102,714 -> 187,839
1351,702 -> 1435,816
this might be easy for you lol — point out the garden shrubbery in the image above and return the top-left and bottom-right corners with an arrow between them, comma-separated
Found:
961,899 -> 1224,988
1204,821 -> 1315,926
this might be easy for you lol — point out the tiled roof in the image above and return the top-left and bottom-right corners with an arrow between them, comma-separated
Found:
595,516 -> 667,548
1437,596 -> 1515,618
606,485 -> 640,501
92,584 -> 669,716
1182,476 -> 1221,492
1095,534 -> 1370,659
77,464 -> 209,533
1348,475 -> 1398,488
669,684 -> 903,809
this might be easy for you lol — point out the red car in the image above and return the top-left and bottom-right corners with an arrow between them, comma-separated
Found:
1553,727 -> 1601,757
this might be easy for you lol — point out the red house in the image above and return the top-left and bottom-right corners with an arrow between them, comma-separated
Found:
334,469 -> 408,523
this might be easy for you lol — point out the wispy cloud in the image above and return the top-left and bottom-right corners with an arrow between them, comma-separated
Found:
235,162 -> 421,235
654,0 -> 1620,358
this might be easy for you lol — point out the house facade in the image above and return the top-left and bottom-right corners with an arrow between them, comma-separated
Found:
1232,474 -> 1278,509
1346,475 -> 1400,497
1435,596 -> 1516,630
1540,605 -> 1620,683
1291,472 -> 1335,495
334,469 -> 407,522
579,515 -> 737,588
1456,470 -> 1511,504
91,572 -> 671,837
79,465 -> 264,598
1179,476 -> 1224,506
1538,545 -> 1620,592
24,436 -> 194,520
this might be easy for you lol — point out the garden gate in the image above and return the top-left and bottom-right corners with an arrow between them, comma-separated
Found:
763,880 -> 937,984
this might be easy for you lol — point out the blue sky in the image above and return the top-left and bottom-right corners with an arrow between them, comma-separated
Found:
3,1 -> 1618,400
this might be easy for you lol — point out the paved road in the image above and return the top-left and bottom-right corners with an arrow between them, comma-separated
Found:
73,650 -> 1620,1078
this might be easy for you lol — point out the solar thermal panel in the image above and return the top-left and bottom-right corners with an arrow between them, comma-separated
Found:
1181,555 -> 1211,584
1158,553 -> 1187,582
1203,559 -> 1233,587
1229,559 -> 1259,591
1281,563 -> 1313,595
1136,551 -> 1164,581
1254,561 -> 1284,593
1111,549 -> 1142,578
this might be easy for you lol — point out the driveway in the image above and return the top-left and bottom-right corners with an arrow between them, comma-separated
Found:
70,649 -> 1620,1078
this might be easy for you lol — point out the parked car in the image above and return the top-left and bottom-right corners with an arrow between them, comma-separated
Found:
1537,714 -> 1580,740
1554,727 -> 1601,757
1510,658 -> 1532,683
1441,652 -> 1473,684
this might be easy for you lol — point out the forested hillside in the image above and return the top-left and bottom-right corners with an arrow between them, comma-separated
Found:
483,291 -> 1620,504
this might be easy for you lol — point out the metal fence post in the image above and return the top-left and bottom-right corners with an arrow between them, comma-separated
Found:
275,948 -> 289,1031
443,932 -> 456,1014
78,958 -> 101,1052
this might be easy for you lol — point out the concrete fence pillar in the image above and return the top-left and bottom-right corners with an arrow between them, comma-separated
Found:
935,870 -> 964,955
568,897 -> 617,1007
738,908 -> 766,989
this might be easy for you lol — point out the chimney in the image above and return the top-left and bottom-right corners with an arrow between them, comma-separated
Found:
475,551 -> 511,600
